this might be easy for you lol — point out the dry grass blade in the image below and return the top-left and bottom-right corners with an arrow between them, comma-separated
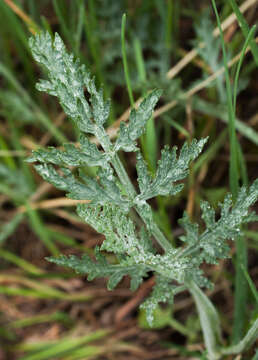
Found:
104,0 -> 257,139
154,37 -> 258,118
3,0 -> 39,34
18,198 -> 90,213
166,0 -> 258,79
107,37 -> 258,139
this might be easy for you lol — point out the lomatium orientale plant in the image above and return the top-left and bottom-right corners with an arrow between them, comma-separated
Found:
28,32 -> 258,360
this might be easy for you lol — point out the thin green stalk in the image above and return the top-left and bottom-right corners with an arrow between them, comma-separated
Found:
53,0 -> 73,47
121,14 -> 134,107
237,142 -> 248,186
28,0 -> 37,20
168,317 -> 194,337
233,25 -> 256,110
74,0 -> 84,55
221,319 -> 258,355
83,4 -> 104,88
0,1 -> 38,88
0,62 -> 67,144
240,264 -> 258,303
17,330 -> 109,360
229,0 -> 258,65
165,0 -> 173,50
26,204 -> 59,256
143,116 -> 158,173
0,248 -> 43,275
0,213 -> 24,245
112,154 -> 136,198
231,23 -> 256,344
211,0 -> 248,344
193,97 -> 258,146
0,135 -> 16,169
211,0 -> 239,197
10,312 -> 70,328
7,116 -> 35,191
40,15 -> 53,34
61,346 -> 103,360
133,37 -> 146,84
163,115 -> 190,138
193,130 -> 227,173
133,37 -> 157,172
189,281 -> 221,360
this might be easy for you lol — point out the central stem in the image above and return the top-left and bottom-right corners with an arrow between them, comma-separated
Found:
111,152 -> 223,360
112,154 -> 172,252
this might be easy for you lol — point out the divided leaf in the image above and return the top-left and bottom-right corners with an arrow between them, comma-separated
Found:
179,212 -> 199,246
47,247 -> 148,291
199,179 -> 258,263
194,11 -> 225,101
28,135 -> 107,168
77,203 -> 149,258
140,276 -> 175,325
137,138 -> 208,201
34,163 -> 127,207
29,32 -> 110,139
114,90 -> 162,152
179,179 -> 258,264
135,152 -> 152,194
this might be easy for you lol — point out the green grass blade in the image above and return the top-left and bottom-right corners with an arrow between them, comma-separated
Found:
53,0 -> 73,46
163,115 -> 190,138
193,97 -> 258,146
165,0 -> 173,50
62,345 -> 103,360
133,37 -> 146,84
0,135 -> 16,169
0,62 -> 66,144
40,15 -> 53,34
233,25 -> 256,111
133,36 -> 157,172
121,13 -> 134,107
19,330 -> 109,360
0,248 -> 43,275
26,205 -> 59,256
193,129 -> 227,173
0,213 -> 24,245
74,0 -> 85,55
211,0 -> 239,197
229,0 -> 258,65
240,264 -> 258,303
211,0 -> 249,344
10,312 -> 71,328
237,141 -> 248,186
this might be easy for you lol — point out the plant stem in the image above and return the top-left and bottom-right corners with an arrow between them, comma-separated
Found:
112,154 -> 172,252
221,319 -> 258,355
111,152 -> 224,359
189,281 -> 221,360
112,154 -> 136,198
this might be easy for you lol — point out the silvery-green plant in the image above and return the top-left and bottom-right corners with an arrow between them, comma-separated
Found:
28,32 -> 258,360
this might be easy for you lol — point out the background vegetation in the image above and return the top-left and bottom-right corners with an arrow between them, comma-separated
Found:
0,0 -> 257,359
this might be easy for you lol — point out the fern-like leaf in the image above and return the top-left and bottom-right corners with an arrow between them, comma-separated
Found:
47,247 -> 148,291
28,135 -> 108,168
136,138 -> 208,201
114,90 -> 162,152
179,179 -> 258,264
